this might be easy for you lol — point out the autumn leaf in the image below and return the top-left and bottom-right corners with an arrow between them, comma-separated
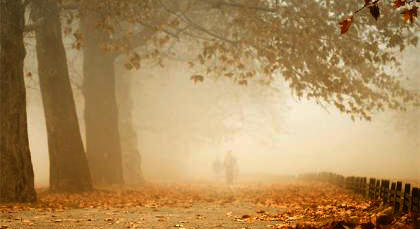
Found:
124,63 -> 133,71
73,30 -> 82,40
130,52 -> 140,63
238,79 -> 248,86
127,52 -> 141,70
369,4 -> 380,21
392,0 -> 406,8
364,0 -> 372,6
72,41 -> 82,50
191,74 -> 204,83
224,72 -> 234,78
241,214 -> 251,219
401,5 -> 418,23
132,62 -> 140,70
339,18 -> 353,34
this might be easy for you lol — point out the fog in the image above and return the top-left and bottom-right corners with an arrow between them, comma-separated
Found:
25,40 -> 419,187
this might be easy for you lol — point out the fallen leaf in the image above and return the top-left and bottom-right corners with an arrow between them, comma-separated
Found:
190,74 -> 204,83
401,6 -> 418,23
393,0 -> 406,8
369,4 -> 380,20
339,18 -> 353,34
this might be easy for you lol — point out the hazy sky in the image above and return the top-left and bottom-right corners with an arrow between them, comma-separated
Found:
134,78 -> 418,181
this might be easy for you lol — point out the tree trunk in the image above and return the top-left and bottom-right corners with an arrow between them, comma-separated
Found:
0,0 -> 37,202
32,0 -> 92,192
118,77 -> 145,184
80,13 -> 124,185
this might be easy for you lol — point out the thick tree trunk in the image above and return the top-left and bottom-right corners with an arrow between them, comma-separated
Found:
118,77 -> 145,184
33,0 -> 92,192
80,13 -> 124,185
0,0 -> 37,202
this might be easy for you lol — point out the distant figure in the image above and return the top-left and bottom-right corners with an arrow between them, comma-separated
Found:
212,156 -> 223,179
223,151 -> 238,185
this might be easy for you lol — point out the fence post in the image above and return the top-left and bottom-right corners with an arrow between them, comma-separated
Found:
347,177 -> 351,190
390,182 -> 396,207
379,180 -> 384,200
375,180 -> 381,200
369,178 -> 376,199
304,173 -> 419,215
382,180 -> 390,204
355,177 -> 358,192
356,177 -> 359,193
402,183 -> 411,213
395,181 -> 402,214
362,177 -> 367,198
345,177 -> 348,189
412,187 -> 419,213
356,177 -> 360,193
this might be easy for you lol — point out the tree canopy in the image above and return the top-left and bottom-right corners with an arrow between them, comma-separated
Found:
58,0 -> 420,121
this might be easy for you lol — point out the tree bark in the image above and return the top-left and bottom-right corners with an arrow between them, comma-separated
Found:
80,12 -> 124,185
0,0 -> 37,202
118,76 -> 145,184
32,0 -> 92,192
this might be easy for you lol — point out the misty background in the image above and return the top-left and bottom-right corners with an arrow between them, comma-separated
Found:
24,37 -> 419,187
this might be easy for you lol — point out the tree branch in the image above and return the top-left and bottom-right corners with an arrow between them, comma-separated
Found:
157,0 -> 239,44
137,21 -> 179,40
201,0 -> 279,12
23,0 -> 31,8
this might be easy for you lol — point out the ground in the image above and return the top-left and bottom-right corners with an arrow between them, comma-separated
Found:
0,181 -> 417,228
0,202 -> 280,228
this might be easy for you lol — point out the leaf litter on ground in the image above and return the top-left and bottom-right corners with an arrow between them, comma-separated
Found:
0,182 -> 418,228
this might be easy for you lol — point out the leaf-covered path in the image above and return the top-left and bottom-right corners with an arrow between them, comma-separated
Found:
0,182 -> 417,228
1,201 -> 280,229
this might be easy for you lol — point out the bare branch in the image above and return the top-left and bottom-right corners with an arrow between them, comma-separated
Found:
180,12 -> 237,44
137,21 -> 179,40
157,0 -> 237,44
201,0 -> 278,12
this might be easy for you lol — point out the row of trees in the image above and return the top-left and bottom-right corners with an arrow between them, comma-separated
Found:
1,0 -> 419,202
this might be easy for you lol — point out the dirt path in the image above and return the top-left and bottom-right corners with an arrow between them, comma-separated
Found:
1,202 -> 282,228
1,183 -> 416,228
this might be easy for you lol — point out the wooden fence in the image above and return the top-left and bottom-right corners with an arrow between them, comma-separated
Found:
300,172 -> 420,215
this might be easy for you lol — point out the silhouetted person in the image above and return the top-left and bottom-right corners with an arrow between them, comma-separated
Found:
212,156 -> 223,180
223,151 -> 238,185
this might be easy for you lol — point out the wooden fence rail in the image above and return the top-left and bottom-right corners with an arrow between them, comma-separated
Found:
300,172 -> 420,215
